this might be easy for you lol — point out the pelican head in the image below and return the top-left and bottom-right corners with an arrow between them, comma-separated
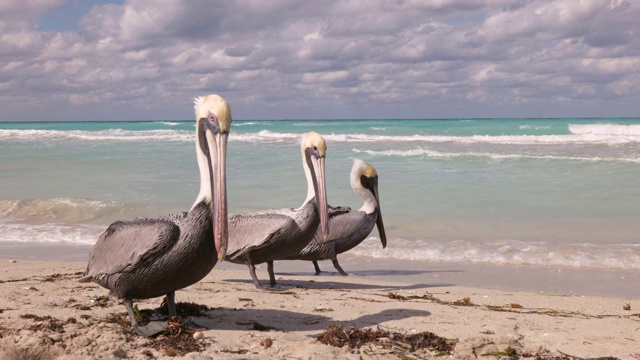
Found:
301,131 -> 329,240
194,94 -> 231,261
352,159 -> 387,248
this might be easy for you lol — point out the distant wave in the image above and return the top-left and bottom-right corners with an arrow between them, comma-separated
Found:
233,122 -> 259,127
352,147 -> 640,163
520,124 -> 551,130
350,238 -> 640,270
0,198 -> 126,223
293,122 -> 328,127
156,121 -> 180,126
233,130 -> 300,142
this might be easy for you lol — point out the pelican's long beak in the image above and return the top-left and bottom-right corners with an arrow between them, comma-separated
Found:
313,156 -> 329,240
371,182 -> 387,249
214,132 -> 229,261
205,128 -> 229,262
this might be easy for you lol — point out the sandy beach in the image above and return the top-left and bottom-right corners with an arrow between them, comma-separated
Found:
1,252 -> 639,359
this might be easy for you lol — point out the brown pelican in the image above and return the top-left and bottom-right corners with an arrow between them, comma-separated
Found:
226,131 -> 329,288
288,159 -> 386,275
79,94 -> 231,336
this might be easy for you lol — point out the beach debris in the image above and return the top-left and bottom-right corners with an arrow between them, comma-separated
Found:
313,306 -> 334,312
221,348 -> 249,354
452,297 -> 473,306
239,297 -> 254,307
22,286 -> 38,291
9,259 -> 16,263
90,295 -> 112,308
317,324 -> 455,354
262,337 -> 273,348
387,292 -> 408,300
510,303 -> 523,309
41,273 -> 66,282
235,320 -> 278,332
623,303 -> 631,311
480,346 -> 518,358
193,331 -> 205,340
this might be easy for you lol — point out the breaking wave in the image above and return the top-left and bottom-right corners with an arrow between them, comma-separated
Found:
350,237 -> 640,270
569,123 -> 640,136
352,147 -> 640,163
0,198 -> 126,224
0,129 -> 193,142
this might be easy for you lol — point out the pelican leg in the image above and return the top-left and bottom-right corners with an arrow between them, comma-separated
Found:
125,298 -> 166,337
124,298 -> 139,327
247,260 -> 262,288
331,257 -> 348,276
267,261 -> 277,287
313,260 -> 322,275
166,291 -> 177,318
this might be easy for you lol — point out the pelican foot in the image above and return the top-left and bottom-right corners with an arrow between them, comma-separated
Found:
133,321 -> 167,337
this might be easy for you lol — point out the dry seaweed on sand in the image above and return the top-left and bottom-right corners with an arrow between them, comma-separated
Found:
145,317 -> 209,356
317,325 -> 455,353
19,314 -> 77,333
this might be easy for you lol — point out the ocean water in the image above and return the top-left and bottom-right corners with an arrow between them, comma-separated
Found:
1,118 -> 639,270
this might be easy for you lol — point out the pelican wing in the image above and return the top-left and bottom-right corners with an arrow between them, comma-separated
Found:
81,218 -> 180,281
226,212 -> 297,259
315,209 -> 369,243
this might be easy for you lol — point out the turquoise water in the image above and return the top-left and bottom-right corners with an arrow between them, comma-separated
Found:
1,118 -> 639,269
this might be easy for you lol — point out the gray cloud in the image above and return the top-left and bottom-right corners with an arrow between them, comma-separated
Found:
0,0 -> 638,121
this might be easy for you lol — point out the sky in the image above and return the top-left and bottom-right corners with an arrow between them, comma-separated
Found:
0,0 -> 638,121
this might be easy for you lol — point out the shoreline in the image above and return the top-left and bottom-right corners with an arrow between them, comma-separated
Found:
1,257 -> 639,359
2,241 -> 639,299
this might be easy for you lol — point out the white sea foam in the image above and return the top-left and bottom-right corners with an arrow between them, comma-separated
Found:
0,129 -> 193,142
352,147 -> 640,163
3,126 -> 640,145
156,121 -> 180,126
233,122 -> 258,127
350,238 -> 640,270
0,221 -> 103,245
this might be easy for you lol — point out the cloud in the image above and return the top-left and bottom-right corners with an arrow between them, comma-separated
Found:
0,0 -> 638,121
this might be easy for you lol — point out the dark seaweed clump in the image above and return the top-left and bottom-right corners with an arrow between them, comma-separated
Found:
317,325 -> 454,352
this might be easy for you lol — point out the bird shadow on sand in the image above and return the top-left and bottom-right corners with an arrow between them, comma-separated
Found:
220,278 -> 455,291
221,266 -> 461,291
195,307 -> 431,333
